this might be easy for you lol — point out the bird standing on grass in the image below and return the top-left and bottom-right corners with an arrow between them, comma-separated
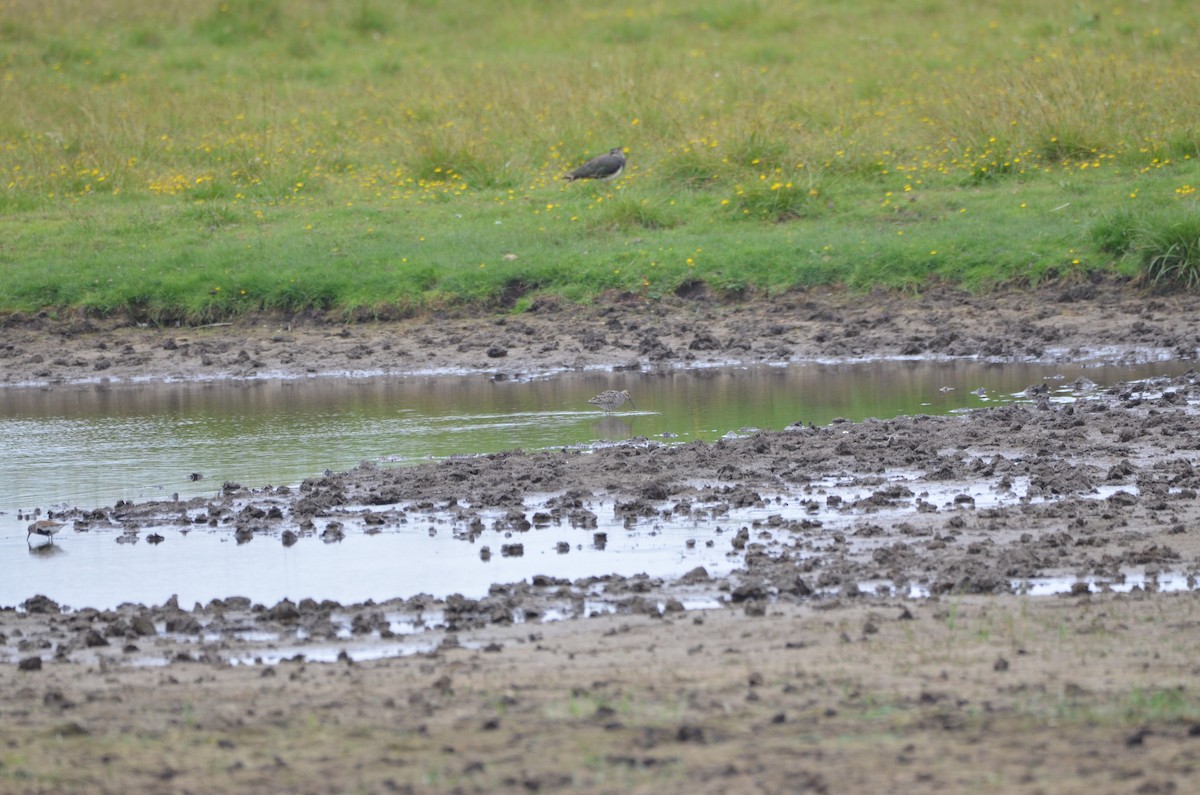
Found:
587,389 -> 634,414
27,520 -> 65,544
563,148 -> 627,181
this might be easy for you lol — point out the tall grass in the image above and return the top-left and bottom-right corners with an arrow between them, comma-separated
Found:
1093,206 -> 1200,290
2,0 -> 1200,319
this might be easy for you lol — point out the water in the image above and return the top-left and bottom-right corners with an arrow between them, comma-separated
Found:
3,360 -> 1188,512
7,510 -> 741,611
1,359 -> 1193,609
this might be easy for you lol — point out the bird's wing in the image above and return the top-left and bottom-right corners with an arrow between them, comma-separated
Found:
570,153 -> 620,179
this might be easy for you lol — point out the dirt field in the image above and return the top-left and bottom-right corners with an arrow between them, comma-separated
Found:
3,281 -> 1200,794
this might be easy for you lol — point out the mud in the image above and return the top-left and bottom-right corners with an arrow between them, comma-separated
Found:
3,282 -> 1200,794
3,280 -> 1199,387
7,369 -> 1200,663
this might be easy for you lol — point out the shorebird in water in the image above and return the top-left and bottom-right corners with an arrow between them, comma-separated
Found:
27,520 -> 65,544
587,389 -> 634,414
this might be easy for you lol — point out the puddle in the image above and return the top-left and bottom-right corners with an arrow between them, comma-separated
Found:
0,501 -> 744,610
1013,572 -> 1197,596
225,639 -> 443,667
0,466 -> 1189,613
855,572 -> 1197,598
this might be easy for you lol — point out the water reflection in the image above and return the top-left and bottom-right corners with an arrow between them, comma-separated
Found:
0,360 -> 1192,513
27,542 -> 65,559
593,416 -> 633,440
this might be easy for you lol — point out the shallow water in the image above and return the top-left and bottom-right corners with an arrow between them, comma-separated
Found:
1,359 -> 1194,610
4,505 -> 742,611
3,360 -> 1190,512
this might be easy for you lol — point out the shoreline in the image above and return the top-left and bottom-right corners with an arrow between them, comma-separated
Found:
4,281 -> 1199,388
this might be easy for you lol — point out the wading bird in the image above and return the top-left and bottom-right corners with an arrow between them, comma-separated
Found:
27,520 -> 65,544
587,389 -> 634,413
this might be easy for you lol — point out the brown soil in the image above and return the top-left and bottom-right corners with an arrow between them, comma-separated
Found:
3,280 -> 1199,386
3,282 -> 1200,794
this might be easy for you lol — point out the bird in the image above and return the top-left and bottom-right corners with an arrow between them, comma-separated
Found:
27,520 -> 65,544
587,389 -> 634,413
563,147 -> 627,181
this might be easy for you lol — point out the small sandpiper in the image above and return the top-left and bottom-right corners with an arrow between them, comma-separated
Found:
27,520 -> 65,544
587,389 -> 634,414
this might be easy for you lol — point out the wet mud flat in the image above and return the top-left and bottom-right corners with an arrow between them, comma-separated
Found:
5,370 -> 1200,671
4,284 -> 1200,793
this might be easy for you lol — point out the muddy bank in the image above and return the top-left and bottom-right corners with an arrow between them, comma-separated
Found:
3,280 -> 1200,386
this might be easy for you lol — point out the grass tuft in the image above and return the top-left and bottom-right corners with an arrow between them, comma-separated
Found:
658,149 -> 726,190
350,1 -> 391,37
194,0 -> 282,46
1136,215 -> 1200,291
1090,209 -> 1142,256
728,171 -> 826,222
1092,208 -> 1200,291
589,197 -> 684,232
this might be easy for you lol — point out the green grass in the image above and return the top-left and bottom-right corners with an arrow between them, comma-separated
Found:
1052,685 -> 1200,727
2,0 -> 1200,321
1092,206 -> 1200,290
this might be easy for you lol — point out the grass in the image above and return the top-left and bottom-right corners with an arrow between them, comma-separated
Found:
1092,206 -> 1200,289
2,0 -> 1200,321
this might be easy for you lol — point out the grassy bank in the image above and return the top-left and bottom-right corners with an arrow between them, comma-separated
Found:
2,0 -> 1199,321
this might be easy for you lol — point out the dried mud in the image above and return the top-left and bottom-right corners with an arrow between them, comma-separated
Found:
4,283 -> 1200,794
